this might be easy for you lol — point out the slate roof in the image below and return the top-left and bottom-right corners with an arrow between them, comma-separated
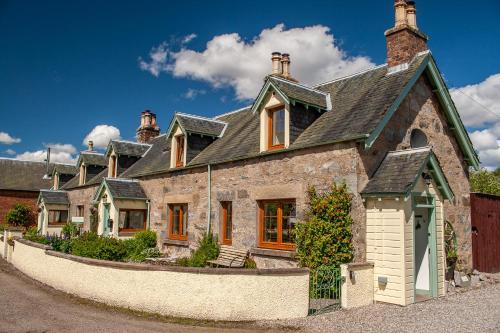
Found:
293,53 -> 428,147
52,164 -> 77,176
77,152 -> 107,167
268,76 -> 328,109
39,190 -> 69,205
107,140 -> 151,157
60,174 -> 79,190
120,135 -> 170,178
61,167 -> 109,190
174,113 -> 227,137
361,147 -> 431,195
0,159 -> 52,191
104,179 -> 147,199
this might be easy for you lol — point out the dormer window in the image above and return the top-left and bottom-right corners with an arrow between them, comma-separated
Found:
268,107 -> 285,150
175,135 -> 185,167
79,164 -> 86,185
109,155 -> 117,178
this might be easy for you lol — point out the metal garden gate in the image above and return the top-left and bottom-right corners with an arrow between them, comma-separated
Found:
309,265 -> 342,315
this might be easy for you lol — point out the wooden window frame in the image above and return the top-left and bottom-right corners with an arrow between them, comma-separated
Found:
220,201 -> 232,245
168,204 -> 188,241
76,205 -> 84,217
267,106 -> 285,150
258,199 -> 296,251
48,209 -> 69,226
118,209 -> 147,233
110,155 -> 117,178
175,135 -> 185,167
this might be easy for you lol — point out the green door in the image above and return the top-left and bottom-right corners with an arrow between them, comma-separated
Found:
102,204 -> 110,236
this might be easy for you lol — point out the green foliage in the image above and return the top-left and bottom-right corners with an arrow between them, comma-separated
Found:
0,224 -> 9,232
5,204 -> 35,228
244,257 -> 257,269
24,226 -> 49,244
294,183 -> 354,269
123,230 -> 159,262
61,223 -> 79,238
71,232 -> 128,261
470,169 -> 500,195
176,234 -> 220,267
444,220 -> 458,268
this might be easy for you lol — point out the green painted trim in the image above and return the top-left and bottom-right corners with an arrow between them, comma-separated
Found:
428,154 -> 454,200
365,55 -> 430,148
426,58 -> 480,169
250,80 -> 289,114
102,203 -> 110,236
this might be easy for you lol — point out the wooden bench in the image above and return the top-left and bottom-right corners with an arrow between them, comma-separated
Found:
207,245 -> 248,268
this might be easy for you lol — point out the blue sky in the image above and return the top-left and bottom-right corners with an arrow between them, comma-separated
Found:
1,0 -> 499,168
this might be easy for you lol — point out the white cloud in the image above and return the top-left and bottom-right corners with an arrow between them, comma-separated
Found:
451,73 -> 500,128
15,143 -> 78,164
182,33 -> 197,44
5,149 -> 15,155
452,73 -> 500,170
183,88 -> 206,100
83,125 -> 120,149
0,132 -> 21,144
139,24 -> 374,100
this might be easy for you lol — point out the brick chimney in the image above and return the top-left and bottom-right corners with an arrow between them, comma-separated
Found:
385,0 -> 428,67
136,110 -> 160,143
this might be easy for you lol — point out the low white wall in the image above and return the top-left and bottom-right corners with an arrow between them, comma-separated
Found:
341,262 -> 374,309
11,239 -> 309,321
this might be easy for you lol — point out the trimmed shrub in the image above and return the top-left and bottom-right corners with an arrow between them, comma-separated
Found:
61,223 -> 79,238
294,182 -> 354,269
123,231 -> 159,262
71,232 -> 127,261
24,226 -> 49,244
5,204 -> 35,228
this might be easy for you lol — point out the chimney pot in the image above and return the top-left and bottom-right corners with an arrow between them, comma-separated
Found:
406,1 -> 417,29
271,52 -> 282,75
394,0 -> 408,27
137,110 -> 160,143
281,53 -> 291,78
87,140 -> 94,151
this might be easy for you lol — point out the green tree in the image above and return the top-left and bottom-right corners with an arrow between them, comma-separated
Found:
294,183 -> 354,269
470,169 -> 500,195
5,204 -> 35,228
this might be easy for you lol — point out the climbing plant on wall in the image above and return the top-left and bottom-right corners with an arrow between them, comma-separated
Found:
294,182 -> 354,269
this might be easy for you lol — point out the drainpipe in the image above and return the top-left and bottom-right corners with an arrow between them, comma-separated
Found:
207,164 -> 212,235
146,199 -> 151,230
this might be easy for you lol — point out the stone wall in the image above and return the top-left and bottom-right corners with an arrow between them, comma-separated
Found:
66,185 -> 99,232
358,75 -> 472,270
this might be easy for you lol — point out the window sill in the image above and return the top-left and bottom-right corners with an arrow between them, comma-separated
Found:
118,230 -> 143,237
250,247 -> 296,259
48,223 -> 67,227
163,239 -> 189,247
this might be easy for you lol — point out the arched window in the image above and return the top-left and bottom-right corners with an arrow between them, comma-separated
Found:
410,129 -> 428,148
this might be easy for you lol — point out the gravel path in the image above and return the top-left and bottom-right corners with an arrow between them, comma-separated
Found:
260,284 -> 500,333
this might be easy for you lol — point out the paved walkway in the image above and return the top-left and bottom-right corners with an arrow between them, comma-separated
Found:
0,259 -> 278,333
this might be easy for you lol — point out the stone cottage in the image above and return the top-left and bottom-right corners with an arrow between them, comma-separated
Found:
36,0 -> 478,306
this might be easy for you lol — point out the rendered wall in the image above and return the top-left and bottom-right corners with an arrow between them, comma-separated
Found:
341,262 -> 374,309
11,239 -> 310,321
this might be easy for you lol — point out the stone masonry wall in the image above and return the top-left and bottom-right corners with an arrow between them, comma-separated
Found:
358,75 -> 473,270
66,185 -> 99,231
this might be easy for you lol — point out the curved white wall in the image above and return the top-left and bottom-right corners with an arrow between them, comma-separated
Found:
11,239 -> 309,321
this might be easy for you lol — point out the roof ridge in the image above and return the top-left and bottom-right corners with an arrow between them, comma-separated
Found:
214,105 -> 252,119
106,177 -> 140,183
0,157 -> 46,164
176,112 -> 227,125
80,151 -> 104,156
112,139 -> 151,146
41,189 -> 67,193
270,76 -> 328,95
313,63 -> 388,88
387,146 -> 431,155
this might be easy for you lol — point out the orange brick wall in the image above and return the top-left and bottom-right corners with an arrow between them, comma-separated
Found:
0,190 -> 39,224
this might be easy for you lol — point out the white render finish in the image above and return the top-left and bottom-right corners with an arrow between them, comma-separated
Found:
11,240 -> 310,321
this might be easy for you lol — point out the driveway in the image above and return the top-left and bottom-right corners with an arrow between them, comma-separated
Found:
0,259 -> 281,333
